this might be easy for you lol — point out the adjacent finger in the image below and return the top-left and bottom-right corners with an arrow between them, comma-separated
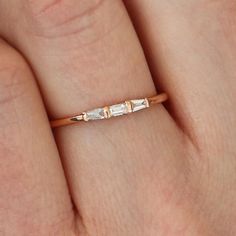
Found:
125,0 -> 236,147
0,39 -> 74,235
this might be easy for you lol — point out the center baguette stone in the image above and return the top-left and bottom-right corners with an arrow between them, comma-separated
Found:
109,103 -> 128,117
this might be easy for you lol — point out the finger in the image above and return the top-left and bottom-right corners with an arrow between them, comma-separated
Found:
125,0 -> 236,147
0,39 -> 74,235
0,1 -> 190,234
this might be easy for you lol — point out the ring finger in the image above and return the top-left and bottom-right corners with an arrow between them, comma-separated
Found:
0,0 -> 188,234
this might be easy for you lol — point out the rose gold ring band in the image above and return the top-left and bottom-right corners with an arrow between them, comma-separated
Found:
50,93 -> 168,128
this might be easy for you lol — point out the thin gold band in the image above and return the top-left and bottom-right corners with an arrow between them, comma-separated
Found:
50,93 -> 168,128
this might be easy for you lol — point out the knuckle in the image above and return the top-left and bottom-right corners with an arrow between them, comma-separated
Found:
0,44 -> 32,109
0,42 -> 29,73
0,67 -> 26,106
26,0 -> 106,38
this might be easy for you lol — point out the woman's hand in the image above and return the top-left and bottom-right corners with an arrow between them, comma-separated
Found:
0,0 -> 235,235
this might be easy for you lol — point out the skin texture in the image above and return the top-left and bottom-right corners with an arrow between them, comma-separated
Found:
0,0 -> 235,235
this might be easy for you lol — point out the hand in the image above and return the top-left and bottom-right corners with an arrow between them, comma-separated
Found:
0,1 -> 235,235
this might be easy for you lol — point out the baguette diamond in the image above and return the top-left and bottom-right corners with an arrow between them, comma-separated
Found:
85,108 -> 105,121
109,103 -> 128,117
131,99 -> 149,112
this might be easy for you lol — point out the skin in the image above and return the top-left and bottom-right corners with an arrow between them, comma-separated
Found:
0,0 -> 235,235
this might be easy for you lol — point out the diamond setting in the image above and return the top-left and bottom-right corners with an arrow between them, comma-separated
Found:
52,94 -> 167,128
78,98 -> 151,122
131,99 -> 149,112
109,103 -> 128,117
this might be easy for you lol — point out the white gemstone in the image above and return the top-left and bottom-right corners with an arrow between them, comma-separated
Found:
131,99 -> 149,112
109,103 -> 128,117
85,108 -> 105,120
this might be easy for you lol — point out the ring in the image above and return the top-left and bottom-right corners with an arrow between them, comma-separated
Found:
50,93 -> 168,128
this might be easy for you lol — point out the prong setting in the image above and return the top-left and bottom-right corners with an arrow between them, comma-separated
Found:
145,98 -> 150,108
104,106 -> 111,119
71,114 -> 84,122
125,101 -> 133,113
82,112 -> 89,122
